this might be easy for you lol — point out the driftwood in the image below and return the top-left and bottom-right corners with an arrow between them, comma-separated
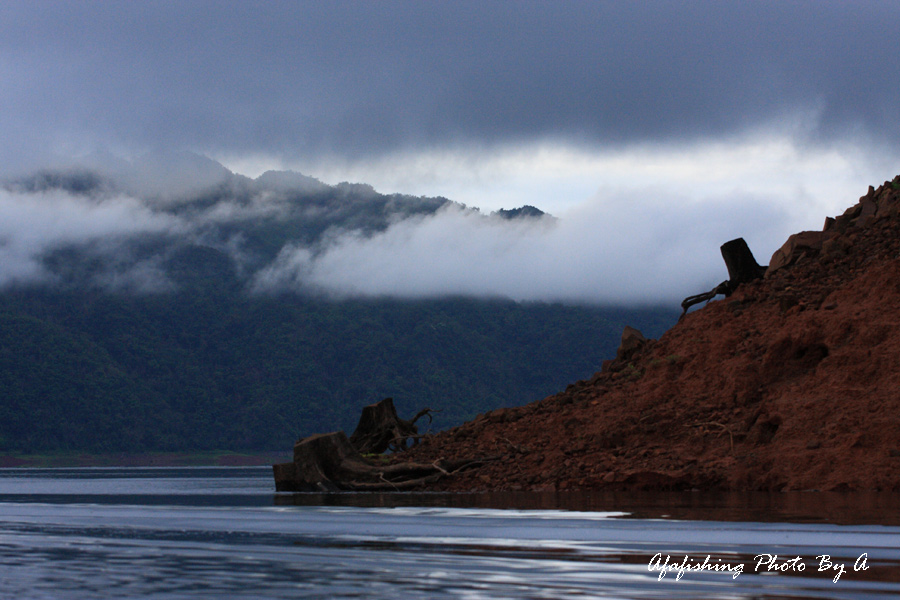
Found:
680,238 -> 765,317
274,398 -> 489,492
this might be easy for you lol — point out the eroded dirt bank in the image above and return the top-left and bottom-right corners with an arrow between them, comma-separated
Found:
402,178 -> 900,492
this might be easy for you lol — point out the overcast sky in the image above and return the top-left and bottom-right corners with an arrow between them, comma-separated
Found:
2,1 -> 899,302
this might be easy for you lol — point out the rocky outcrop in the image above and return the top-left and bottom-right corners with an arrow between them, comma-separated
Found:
766,230 -> 837,275
398,175 -> 900,492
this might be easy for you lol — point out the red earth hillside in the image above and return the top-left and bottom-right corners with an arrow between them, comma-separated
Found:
404,176 -> 900,492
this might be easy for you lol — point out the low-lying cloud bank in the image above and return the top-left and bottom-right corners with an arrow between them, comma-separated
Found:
252,190 -> 791,304
0,150 -> 880,305
0,187 -> 181,287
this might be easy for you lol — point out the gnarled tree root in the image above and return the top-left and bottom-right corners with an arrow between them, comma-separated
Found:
274,430 -> 492,492
680,238 -> 766,318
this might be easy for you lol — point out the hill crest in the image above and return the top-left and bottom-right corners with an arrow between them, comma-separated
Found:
403,176 -> 900,492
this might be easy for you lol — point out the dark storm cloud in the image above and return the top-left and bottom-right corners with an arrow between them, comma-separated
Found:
0,150 -> 878,302
1,1 -> 896,303
1,0 -> 898,171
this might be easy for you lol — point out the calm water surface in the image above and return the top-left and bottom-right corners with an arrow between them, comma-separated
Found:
1,466 -> 899,599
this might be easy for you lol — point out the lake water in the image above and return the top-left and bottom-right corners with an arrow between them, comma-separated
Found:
1,467 -> 899,599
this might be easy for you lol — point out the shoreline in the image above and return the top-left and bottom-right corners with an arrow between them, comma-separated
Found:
0,451 -> 291,469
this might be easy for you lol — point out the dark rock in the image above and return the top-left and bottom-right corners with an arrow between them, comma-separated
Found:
767,231 -> 837,275
616,326 -> 648,361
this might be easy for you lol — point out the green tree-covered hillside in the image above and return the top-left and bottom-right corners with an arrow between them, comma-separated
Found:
0,289 -> 675,452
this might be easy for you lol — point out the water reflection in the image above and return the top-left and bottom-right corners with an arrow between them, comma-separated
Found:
4,466 -> 900,524
275,489 -> 900,525
1,468 -> 899,599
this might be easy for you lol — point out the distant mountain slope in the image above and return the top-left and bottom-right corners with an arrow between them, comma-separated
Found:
2,154 -> 458,290
2,153 -> 554,294
0,288 -> 676,453
0,155 -> 679,453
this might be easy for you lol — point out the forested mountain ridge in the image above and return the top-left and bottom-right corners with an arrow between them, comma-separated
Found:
0,289 -> 675,452
0,154 -> 677,453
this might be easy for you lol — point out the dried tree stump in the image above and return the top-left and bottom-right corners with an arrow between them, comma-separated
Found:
720,237 -> 766,286
680,237 -> 766,316
349,397 -> 432,454
273,399 -> 489,492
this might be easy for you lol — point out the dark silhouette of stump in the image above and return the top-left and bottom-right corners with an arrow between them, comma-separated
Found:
720,238 -> 766,286
273,399 -> 492,492
681,238 -> 765,317
349,397 -> 432,454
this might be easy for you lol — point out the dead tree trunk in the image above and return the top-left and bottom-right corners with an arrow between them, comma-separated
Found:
720,238 -> 766,287
349,397 -> 432,454
681,238 -> 765,316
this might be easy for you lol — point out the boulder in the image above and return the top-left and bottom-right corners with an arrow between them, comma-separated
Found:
766,231 -> 837,276
616,326 -> 648,362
